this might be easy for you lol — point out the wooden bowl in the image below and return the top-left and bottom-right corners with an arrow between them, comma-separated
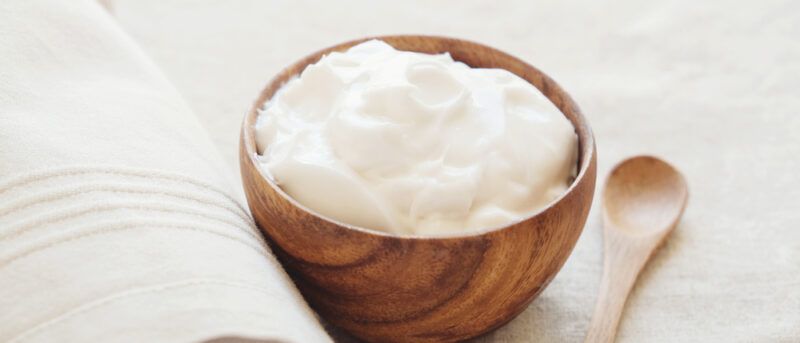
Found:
240,35 -> 597,342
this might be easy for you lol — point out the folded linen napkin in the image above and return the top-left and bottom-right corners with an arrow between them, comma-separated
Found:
0,0 -> 330,342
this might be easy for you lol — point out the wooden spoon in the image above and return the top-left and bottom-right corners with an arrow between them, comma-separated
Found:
585,156 -> 688,343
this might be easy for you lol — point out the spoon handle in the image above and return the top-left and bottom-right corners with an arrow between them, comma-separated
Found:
584,231 -> 656,343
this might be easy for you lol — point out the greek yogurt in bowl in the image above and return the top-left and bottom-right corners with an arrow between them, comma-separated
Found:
255,40 -> 577,235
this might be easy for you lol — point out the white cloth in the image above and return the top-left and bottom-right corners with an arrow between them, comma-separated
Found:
112,0 -> 800,342
0,1 -> 330,342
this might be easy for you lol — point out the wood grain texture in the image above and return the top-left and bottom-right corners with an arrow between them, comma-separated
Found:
585,156 -> 688,343
240,35 -> 597,343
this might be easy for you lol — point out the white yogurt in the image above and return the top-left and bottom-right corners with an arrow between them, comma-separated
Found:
255,40 -> 577,235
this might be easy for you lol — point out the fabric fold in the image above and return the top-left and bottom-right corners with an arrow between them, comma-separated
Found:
0,0 -> 330,342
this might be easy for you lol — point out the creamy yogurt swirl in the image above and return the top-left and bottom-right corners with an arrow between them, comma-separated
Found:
255,40 -> 577,235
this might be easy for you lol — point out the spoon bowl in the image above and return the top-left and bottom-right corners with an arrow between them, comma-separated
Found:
240,35 -> 597,342
604,156 -> 688,235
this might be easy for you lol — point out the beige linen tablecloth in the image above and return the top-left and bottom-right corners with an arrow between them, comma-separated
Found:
112,1 -> 800,341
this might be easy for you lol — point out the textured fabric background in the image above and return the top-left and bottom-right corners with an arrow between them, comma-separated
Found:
110,1 -> 800,342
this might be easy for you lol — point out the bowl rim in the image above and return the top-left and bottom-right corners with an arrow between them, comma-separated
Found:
241,34 -> 596,240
